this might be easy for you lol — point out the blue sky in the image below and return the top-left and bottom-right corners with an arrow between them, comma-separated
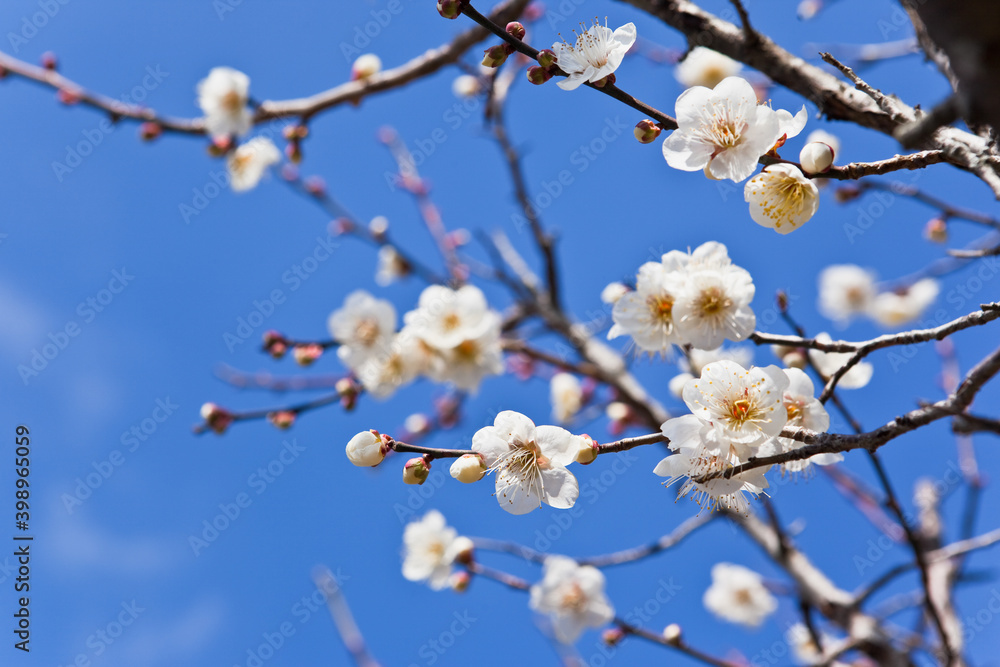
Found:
2,0 -> 1000,665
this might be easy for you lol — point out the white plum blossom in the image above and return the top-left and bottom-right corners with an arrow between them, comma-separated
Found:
328,290 -> 397,372
551,20 -> 636,91
869,278 -> 940,327
550,373 -> 584,423
472,411 -> 579,515
655,414 -> 770,513
402,510 -> 463,590
672,261 -> 756,348
818,264 -> 877,324
529,556 -> 615,643
353,333 -> 425,399
670,346 -> 754,398
682,361 -> 789,451
675,47 -> 742,89
759,368 -> 840,475
426,313 -> 504,392
808,332 -> 874,389
608,253 -> 688,353
703,562 -> 777,628
404,284 -> 493,350
452,74 -> 482,98
600,281 -> 629,304
744,163 -> 820,234
197,66 -> 252,138
662,76 -> 782,182
775,105 -> 808,145
227,137 -> 281,192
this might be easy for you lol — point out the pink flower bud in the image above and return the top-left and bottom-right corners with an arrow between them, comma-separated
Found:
505,21 -> 526,40
403,457 -> 431,485
293,343 -> 323,366
138,122 -> 162,141
267,410 -> 296,429
633,119 -> 661,144
41,51 -> 58,70
200,403 -> 234,435
436,0 -> 465,19
602,628 -> 625,646
536,49 -> 557,70
526,66 -> 553,85
449,571 -> 472,592
925,217 -> 948,243
482,44 -> 510,68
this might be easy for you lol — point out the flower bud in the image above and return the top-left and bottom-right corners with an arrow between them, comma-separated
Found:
600,282 -> 629,304
369,215 -> 389,238
925,217 -> 948,243
506,21 -> 526,40
450,453 -> 487,483
267,410 -> 296,429
799,142 -> 835,174
304,176 -> 326,197
449,571 -> 472,592
633,119 -> 661,144
403,457 -> 431,485
591,73 -> 615,88
41,51 -> 58,70
283,125 -> 309,141
436,0 -> 465,19
404,413 -> 431,437
263,330 -> 288,358
57,88 -> 81,105
293,343 -> 323,366
200,403 -> 233,434
662,623 -> 682,645
139,122 -> 162,141
482,45 -> 510,68
574,435 -> 599,465
526,65 -> 553,85
285,141 -> 303,164
346,430 -> 386,467
452,74 -> 481,98
336,377 -> 360,411
351,53 -> 382,80
776,290 -> 789,313
451,536 -> 475,564
207,136 -> 232,157
536,49 -> 557,70
602,628 -> 625,647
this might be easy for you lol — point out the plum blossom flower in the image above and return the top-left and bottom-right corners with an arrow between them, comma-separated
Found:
327,290 -> 397,371
818,265 -> 877,324
472,411 -> 579,515
426,313 -> 504,392
703,562 -> 777,627
227,137 -> 281,192
869,278 -> 939,327
550,373 -> 584,423
662,76 -> 782,182
675,47 -> 742,89
551,20 -> 636,91
654,415 -> 770,513
402,510 -> 463,590
197,66 -> 252,138
529,555 -> 615,643
404,284 -> 493,350
353,333 -> 424,399
672,261 -> 756,348
681,361 -> 788,451
744,163 -> 820,234
669,346 -> 754,398
758,368 -> 839,475
808,332 -> 873,389
608,253 -> 688,353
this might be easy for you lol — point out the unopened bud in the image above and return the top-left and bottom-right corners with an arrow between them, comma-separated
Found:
537,49 -> 557,70
346,429 -> 386,467
285,141 -> 303,164
799,141 -> 835,174
304,176 -> 326,197
403,457 -> 431,485
482,45 -> 510,68
662,623 -> 682,645
450,453 -> 487,483
139,122 -> 162,141
267,410 -> 296,429
207,136 -> 233,157
436,0 -> 465,19
602,628 -> 625,646
351,53 -> 382,80
634,119 -> 661,144
200,403 -> 233,435
293,343 -> 323,366
449,571 -> 472,592
403,413 -> 431,437
574,435 -> 599,465
263,330 -> 288,358
451,536 -> 475,565
506,21 -> 526,40
41,51 -> 58,70
776,290 -> 789,313
57,88 -> 81,105
925,217 -> 948,243
369,215 -> 389,238
283,125 -> 309,141
526,65 -> 553,85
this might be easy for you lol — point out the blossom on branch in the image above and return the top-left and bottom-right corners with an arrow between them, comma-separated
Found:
402,510 -> 465,590
328,290 -> 397,371
744,163 -> 820,234
808,332 -> 874,389
703,562 -> 777,628
675,47 -> 742,90
869,278 -> 940,327
551,19 -> 636,91
758,368 -> 839,475
197,66 -> 252,139
227,137 -> 281,192
529,555 -> 615,643
472,411 -> 579,515
818,264 -> 877,324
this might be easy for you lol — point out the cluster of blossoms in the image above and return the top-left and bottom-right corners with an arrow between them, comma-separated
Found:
328,284 -> 503,398
819,264 -> 940,328
655,359 -> 837,512
608,241 -> 757,353
401,511 -> 615,644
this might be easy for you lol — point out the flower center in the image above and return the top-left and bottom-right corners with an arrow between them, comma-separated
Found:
734,588 -> 753,605
442,312 -> 462,331
647,294 -> 674,325
490,442 -> 546,509
785,398 -> 803,425
730,398 -> 752,422
697,286 -> 732,316
221,89 -> 244,112
355,318 -> 380,346
454,339 -> 479,362
560,583 -> 588,612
